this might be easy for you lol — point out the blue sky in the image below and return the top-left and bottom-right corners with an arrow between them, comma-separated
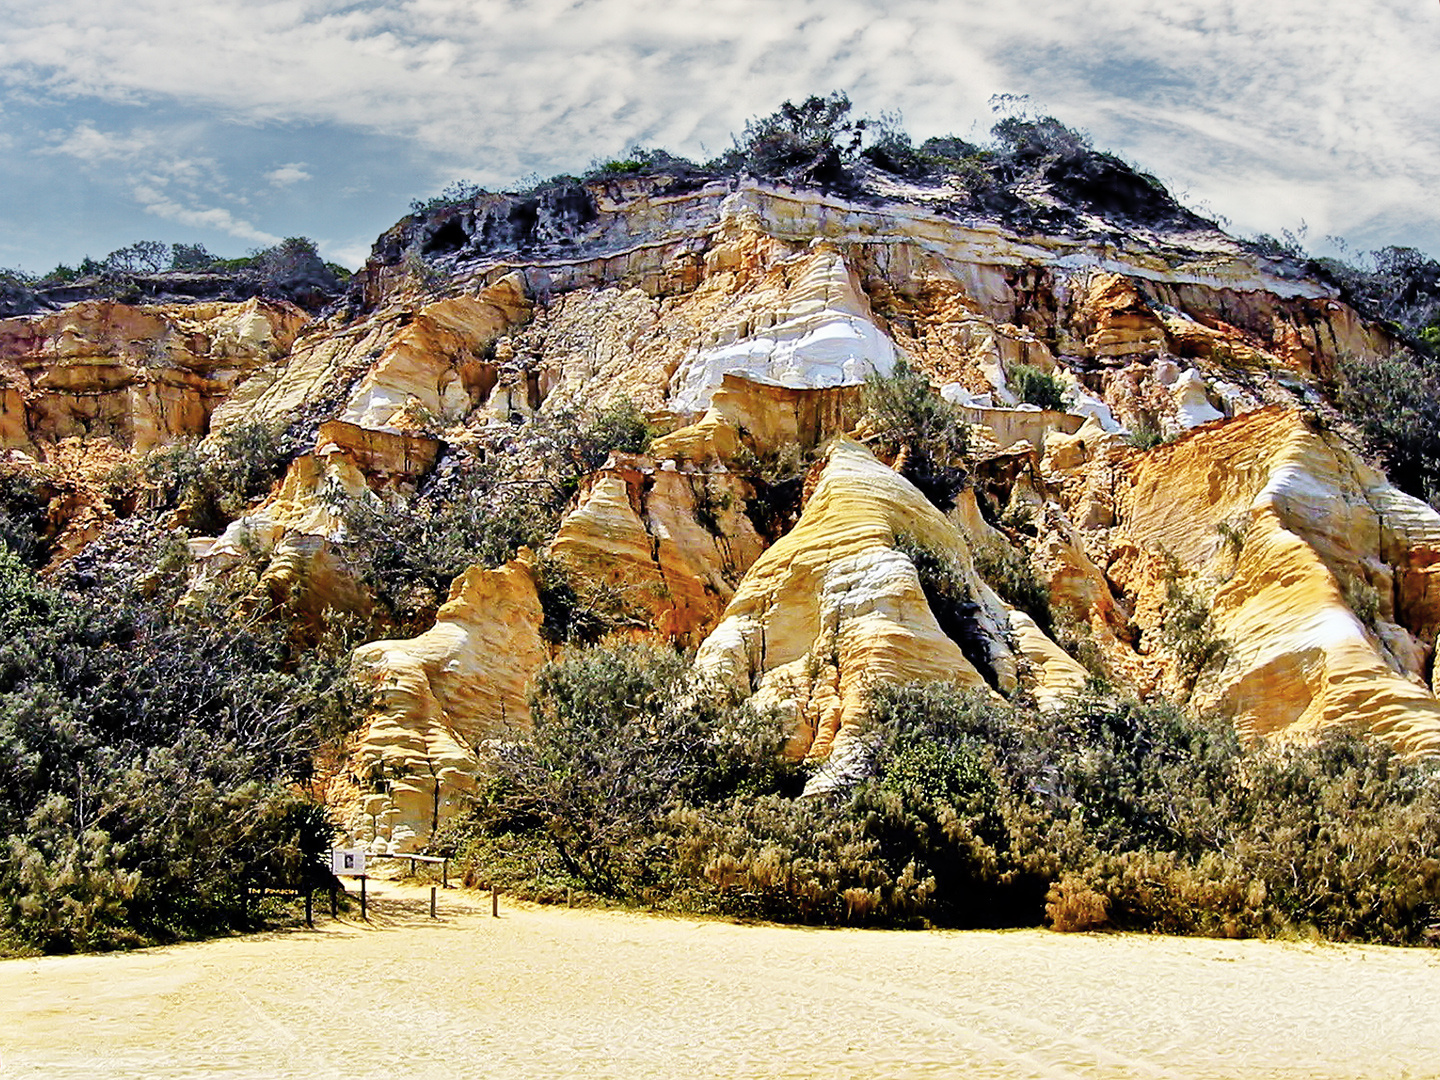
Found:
2,0 -> 1437,272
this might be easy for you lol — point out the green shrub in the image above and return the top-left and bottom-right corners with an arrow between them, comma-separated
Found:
893,533 -> 1005,690
333,399 -> 651,629
470,644 -> 793,894
1156,551 -> 1227,695
409,180 -> 483,217
1316,247 -> 1440,355
437,652 -> 1440,943
1336,348 -> 1440,508
970,536 -> 1053,633
144,420 -> 290,534
0,466 -> 51,568
1008,364 -> 1069,411
533,556 -> 646,645
0,548 -> 362,953
715,92 -> 863,183
863,358 -> 970,509
1127,420 -> 1165,451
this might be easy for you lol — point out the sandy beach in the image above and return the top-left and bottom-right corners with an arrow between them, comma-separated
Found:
3,879 -> 1439,1079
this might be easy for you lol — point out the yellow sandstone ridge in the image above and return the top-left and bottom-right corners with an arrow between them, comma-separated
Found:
342,557 -> 548,850
212,275 -> 530,436
694,439 -> 1018,759
1107,407 -> 1440,753
547,453 -> 765,646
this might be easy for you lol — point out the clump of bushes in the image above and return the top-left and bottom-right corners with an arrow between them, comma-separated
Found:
8,238 -> 347,312
446,644 -> 795,896
970,535 -> 1053,634
533,555 -> 647,646
892,533 -> 1001,689
1127,419 -> 1166,451
1335,348 -> 1440,509
1156,553 -> 1228,695
0,545 -> 362,954
862,358 -> 970,509
143,420 -> 292,536
444,660 -> 1440,943
1316,246 -> 1440,356
1008,363 -> 1069,411
332,399 -> 653,631
0,466 -> 52,568
715,91 -> 865,187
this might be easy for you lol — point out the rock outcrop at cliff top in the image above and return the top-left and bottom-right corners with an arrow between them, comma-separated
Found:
6,159 -> 1439,851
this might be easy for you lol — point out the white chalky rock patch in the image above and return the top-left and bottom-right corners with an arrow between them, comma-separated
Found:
669,252 -> 896,413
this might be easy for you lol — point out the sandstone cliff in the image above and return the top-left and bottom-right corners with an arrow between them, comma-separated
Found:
6,159 -> 1438,852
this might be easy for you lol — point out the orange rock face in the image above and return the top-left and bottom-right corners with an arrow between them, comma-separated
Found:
10,174 -> 1440,858
0,298 -> 306,453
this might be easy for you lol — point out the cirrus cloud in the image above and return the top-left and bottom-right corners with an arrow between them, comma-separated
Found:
0,0 -> 1436,269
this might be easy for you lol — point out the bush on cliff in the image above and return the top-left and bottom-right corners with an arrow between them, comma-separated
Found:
1008,363 -> 1069,411
143,419 -> 292,535
0,466 -> 52,568
862,358 -> 970,509
1336,348 -> 1440,509
332,398 -> 653,630
716,91 -> 865,186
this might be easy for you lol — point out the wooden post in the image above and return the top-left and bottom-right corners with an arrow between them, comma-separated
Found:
442,859 -> 448,889
330,884 -> 338,919
567,887 -> 572,908
491,885 -> 499,918
430,886 -> 437,919
360,875 -> 368,921
305,887 -> 313,929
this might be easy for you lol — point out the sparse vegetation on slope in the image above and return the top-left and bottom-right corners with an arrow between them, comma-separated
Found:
331,398 -> 652,631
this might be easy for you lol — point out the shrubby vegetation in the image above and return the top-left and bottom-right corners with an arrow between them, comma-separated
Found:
1156,552 -> 1228,697
1335,347 -> 1440,508
5,237 -> 348,312
970,534 -> 1053,634
331,398 -> 653,630
0,466 -> 52,569
398,91 -> 1190,243
443,650 -> 1440,943
454,644 -> 794,895
1312,246 -> 1440,356
1008,363 -> 1069,411
0,544 -> 363,955
862,358 -> 970,509
143,420 -> 292,536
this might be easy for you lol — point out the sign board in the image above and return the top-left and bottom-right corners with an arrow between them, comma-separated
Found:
331,848 -> 367,876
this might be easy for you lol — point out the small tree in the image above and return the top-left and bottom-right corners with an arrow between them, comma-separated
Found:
719,92 -> 864,183
862,358 -> 970,509
103,241 -> 170,274
169,243 -> 215,271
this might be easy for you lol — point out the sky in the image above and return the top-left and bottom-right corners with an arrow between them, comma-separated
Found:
1,0 -> 1437,273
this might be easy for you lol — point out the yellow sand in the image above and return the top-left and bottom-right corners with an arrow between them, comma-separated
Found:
3,880 -> 1439,1079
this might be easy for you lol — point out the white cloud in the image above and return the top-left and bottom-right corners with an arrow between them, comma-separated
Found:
39,121 -> 159,163
321,238 -> 375,270
265,162 -> 312,186
131,182 -> 280,245
1,0 -> 1438,254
